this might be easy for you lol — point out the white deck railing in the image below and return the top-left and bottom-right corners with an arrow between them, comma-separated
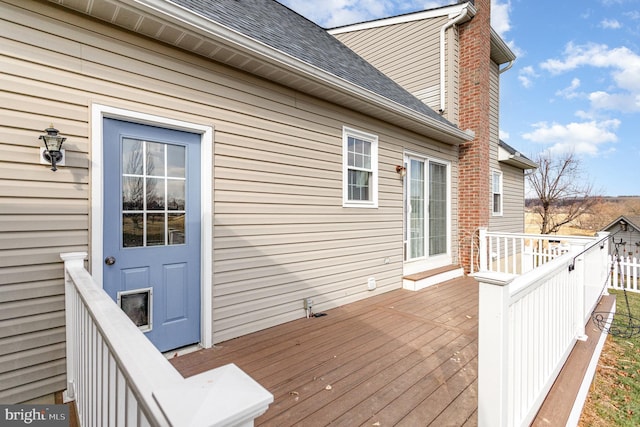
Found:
61,252 -> 273,427
475,232 -> 609,427
477,228 -> 598,275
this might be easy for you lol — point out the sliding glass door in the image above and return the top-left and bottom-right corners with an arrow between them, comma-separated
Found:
404,155 -> 449,265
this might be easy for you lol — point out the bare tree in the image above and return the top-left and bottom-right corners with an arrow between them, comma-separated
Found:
527,151 -> 601,234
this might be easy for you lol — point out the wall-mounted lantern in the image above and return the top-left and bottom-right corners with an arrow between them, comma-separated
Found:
39,125 -> 66,171
395,165 -> 406,178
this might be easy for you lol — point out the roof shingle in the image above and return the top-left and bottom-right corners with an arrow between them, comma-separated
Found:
169,0 -> 454,126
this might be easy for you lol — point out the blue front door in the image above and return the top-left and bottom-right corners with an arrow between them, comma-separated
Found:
103,118 -> 201,352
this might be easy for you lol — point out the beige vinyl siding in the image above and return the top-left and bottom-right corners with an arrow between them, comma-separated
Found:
488,60 -> 525,232
332,17 -> 458,122
499,166 -> 526,231
0,0 -> 459,402
445,26 -> 461,125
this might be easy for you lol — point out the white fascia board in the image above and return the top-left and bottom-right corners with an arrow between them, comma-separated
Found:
120,0 -> 472,143
328,2 -> 476,35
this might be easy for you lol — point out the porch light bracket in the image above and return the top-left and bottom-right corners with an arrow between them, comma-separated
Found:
39,124 -> 66,171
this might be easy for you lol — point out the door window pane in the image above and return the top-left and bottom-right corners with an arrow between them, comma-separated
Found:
121,139 -> 187,248
429,162 -> 447,256
122,177 -> 144,210
168,213 -> 185,245
167,180 -> 185,210
123,214 -> 144,247
146,178 -> 165,210
167,145 -> 186,178
146,142 -> 165,176
409,159 -> 425,259
147,213 -> 165,246
122,139 -> 143,175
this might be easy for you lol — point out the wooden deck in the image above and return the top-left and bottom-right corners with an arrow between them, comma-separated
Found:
169,276 -> 609,426
171,276 -> 479,426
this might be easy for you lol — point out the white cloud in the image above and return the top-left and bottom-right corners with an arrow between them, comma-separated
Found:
625,11 -> 640,20
555,78 -> 581,99
575,110 -> 595,120
499,129 -> 510,141
522,119 -> 620,156
517,66 -> 538,88
600,18 -> 622,29
518,76 -> 532,88
540,42 -> 640,113
589,91 -> 640,112
491,0 -> 511,37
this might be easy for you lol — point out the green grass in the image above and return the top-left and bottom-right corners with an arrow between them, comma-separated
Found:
583,289 -> 640,426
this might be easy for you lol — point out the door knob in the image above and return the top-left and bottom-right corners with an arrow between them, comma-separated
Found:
105,256 -> 116,266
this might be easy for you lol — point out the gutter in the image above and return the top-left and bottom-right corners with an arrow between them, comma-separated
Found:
439,6 -> 472,113
499,60 -> 514,74
119,0 -> 473,143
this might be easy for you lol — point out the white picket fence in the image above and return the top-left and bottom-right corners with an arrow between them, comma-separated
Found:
609,254 -> 640,293
62,252 -> 273,427
475,231 -> 610,427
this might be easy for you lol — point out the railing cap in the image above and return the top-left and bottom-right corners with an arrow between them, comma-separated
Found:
472,271 -> 517,286
60,252 -> 88,262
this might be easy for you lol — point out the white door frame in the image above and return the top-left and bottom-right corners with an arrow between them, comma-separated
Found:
403,150 -> 453,275
91,103 -> 213,349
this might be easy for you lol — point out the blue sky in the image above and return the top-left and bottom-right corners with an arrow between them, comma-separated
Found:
278,0 -> 640,197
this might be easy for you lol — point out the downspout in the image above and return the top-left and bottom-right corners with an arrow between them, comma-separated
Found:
439,7 -> 469,114
499,60 -> 514,74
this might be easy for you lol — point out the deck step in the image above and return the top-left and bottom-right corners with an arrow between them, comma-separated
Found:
402,265 -> 464,291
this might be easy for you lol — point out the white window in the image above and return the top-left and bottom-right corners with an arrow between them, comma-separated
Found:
492,170 -> 503,216
343,127 -> 378,208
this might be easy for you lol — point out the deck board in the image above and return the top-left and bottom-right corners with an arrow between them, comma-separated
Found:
172,276 -> 480,426
170,275 -> 607,426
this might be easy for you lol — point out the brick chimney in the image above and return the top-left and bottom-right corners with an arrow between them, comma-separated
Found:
457,0 -> 491,273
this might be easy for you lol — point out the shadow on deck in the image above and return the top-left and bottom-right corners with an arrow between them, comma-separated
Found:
169,276 -> 611,426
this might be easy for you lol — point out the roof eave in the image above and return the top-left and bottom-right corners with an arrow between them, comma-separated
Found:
56,0 -> 471,144
499,156 -> 538,170
490,28 -> 516,65
498,144 -> 537,170
328,2 -> 476,34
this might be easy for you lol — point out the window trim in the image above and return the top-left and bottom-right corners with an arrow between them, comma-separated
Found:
342,126 -> 378,208
492,169 -> 503,216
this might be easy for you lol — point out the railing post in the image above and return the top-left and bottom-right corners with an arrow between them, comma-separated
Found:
476,271 -> 516,427
572,256 -> 588,341
569,241 -> 589,341
60,252 -> 88,403
478,227 -> 488,272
